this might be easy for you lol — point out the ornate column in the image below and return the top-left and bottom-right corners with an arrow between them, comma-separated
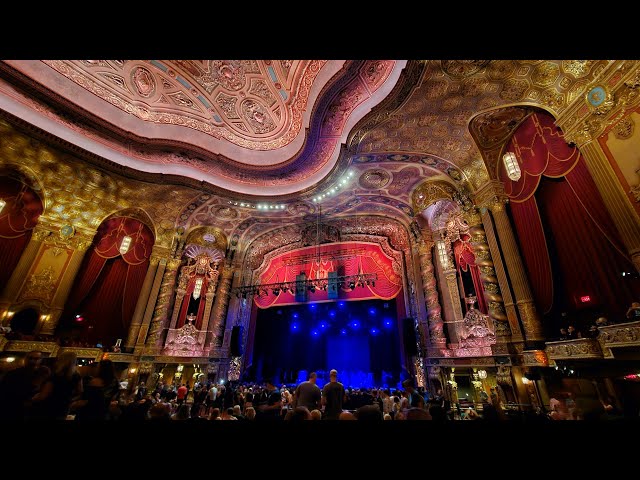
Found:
577,142 -> 640,273
209,267 -> 235,348
464,208 -> 511,340
125,252 -> 161,348
135,257 -> 168,347
480,209 -> 524,342
0,224 -> 50,320
434,231 -> 464,345
417,230 -> 446,350
198,265 -> 220,345
168,267 -> 188,330
41,227 -> 95,334
145,258 -> 181,347
477,182 -> 544,342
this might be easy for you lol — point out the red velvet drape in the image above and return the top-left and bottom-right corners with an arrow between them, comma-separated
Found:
510,199 -> 554,313
0,178 -> 43,290
60,217 -> 154,346
176,275 -> 208,329
453,237 -> 488,314
501,112 -> 638,321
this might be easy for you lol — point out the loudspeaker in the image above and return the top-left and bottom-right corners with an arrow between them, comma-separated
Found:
328,271 -> 339,299
402,317 -> 418,356
295,273 -> 307,303
230,326 -> 243,357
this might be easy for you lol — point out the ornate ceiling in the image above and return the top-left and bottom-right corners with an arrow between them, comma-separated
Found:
0,60 -> 405,195
0,59 -> 618,252
355,60 -> 610,189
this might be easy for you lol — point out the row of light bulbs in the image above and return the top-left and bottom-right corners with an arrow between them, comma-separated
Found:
312,171 -> 354,203
224,171 -> 356,211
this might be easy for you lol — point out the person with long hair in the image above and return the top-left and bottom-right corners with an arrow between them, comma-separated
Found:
31,351 -> 82,420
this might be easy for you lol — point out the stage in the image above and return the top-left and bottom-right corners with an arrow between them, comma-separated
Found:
247,298 -> 404,388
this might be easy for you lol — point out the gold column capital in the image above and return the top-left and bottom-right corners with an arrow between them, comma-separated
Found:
473,180 -> 508,211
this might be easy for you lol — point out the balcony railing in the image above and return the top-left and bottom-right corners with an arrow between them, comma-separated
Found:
545,338 -> 603,360
597,320 -> 640,358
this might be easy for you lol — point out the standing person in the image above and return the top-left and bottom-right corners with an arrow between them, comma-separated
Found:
257,379 -> 281,420
0,350 -> 43,420
402,378 -> 425,410
30,351 -> 83,420
292,371 -> 321,412
321,369 -> 346,420
176,383 -> 188,406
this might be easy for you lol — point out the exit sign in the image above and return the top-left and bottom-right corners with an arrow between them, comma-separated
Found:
580,296 -> 591,303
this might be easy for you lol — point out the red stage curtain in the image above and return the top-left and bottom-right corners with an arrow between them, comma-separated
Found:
536,176 -> 639,320
510,199 -> 554,314
59,217 -> 154,345
0,178 -> 43,290
500,112 -> 637,321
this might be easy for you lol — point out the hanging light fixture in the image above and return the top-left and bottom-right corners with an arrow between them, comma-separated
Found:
119,235 -> 132,255
436,240 -> 449,270
0,199 -> 6,214
502,151 -> 521,181
193,277 -> 204,300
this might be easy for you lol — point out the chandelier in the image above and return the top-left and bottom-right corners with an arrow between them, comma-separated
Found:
502,151 -> 521,181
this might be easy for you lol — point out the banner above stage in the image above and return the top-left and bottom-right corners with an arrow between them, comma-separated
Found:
254,241 -> 403,309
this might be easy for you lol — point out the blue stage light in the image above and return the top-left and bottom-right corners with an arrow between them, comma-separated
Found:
329,310 -> 336,317
293,313 -> 299,319
340,329 -> 347,335
309,304 -> 316,310
312,330 -> 319,336
370,328 -> 378,335
291,323 -> 299,331
338,301 -> 346,308
384,319 -> 392,327
351,321 -> 359,328
320,322 -> 327,329
369,308 -> 376,316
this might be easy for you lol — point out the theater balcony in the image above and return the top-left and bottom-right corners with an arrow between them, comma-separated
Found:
545,338 -> 603,361
545,321 -> 640,361
597,320 -> 640,359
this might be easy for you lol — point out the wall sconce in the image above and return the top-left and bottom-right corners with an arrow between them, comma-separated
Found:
6,357 -> 15,363
6,311 -> 14,318
129,368 -> 137,374
119,235 -> 132,255
477,369 -> 487,379
502,152 -> 522,181
521,376 -> 530,385
0,199 -> 6,214
176,364 -> 184,373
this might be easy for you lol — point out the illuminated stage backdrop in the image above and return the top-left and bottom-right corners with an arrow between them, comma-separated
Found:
253,241 -> 403,309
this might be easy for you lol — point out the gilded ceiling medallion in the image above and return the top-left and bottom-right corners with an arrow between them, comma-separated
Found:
213,206 -> 239,219
441,60 -> 490,79
561,60 -> 595,79
359,169 -> 391,189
